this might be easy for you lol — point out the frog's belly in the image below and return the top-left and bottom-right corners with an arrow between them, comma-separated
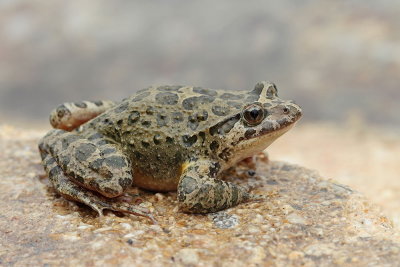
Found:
132,167 -> 181,192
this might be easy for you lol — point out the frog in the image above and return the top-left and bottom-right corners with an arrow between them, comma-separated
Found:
38,81 -> 302,223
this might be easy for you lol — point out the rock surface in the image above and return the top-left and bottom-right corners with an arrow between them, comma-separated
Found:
1,125 -> 400,266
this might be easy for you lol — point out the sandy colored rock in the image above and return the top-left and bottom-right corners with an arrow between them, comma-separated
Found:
269,122 -> 400,228
1,124 -> 400,266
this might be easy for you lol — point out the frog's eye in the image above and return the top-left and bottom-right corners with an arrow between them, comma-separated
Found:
242,103 -> 265,126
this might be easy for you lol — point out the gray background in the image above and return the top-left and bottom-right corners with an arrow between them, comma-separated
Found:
0,0 -> 399,127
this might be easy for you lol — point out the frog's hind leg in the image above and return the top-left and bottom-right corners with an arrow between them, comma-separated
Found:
39,129 -> 156,223
50,100 -> 116,131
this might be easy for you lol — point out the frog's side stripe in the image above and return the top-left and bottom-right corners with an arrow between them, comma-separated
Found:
49,100 -> 116,131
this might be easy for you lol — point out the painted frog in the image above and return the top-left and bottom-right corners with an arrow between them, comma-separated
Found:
38,81 -> 302,222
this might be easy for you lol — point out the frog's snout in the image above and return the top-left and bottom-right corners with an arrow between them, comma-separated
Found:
281,102 -> 302,122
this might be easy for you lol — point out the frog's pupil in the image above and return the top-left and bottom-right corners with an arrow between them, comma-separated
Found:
250,109 -> 259,119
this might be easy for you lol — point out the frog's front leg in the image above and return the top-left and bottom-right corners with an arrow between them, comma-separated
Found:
39,129 -> 155,223
177,160 -> 256,213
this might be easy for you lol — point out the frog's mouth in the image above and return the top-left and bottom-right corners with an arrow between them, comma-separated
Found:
244,110 -> 302,141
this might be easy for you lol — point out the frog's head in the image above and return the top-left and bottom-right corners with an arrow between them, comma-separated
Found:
210,81 -> 302,164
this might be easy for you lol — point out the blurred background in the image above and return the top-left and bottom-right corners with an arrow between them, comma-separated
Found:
1,0 -> 399,127
0,1 -> 399,224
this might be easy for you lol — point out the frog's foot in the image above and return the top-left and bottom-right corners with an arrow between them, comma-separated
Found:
49,100 -> 116,131
177,160 -> 254,214
41,153 -> 156,223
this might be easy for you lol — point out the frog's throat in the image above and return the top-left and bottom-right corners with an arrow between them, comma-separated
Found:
224,122 -> 296,168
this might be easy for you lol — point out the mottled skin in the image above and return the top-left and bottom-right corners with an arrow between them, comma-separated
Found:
39,81 -> 302,222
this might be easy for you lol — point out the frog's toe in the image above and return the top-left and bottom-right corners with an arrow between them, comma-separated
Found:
107,202 -> 158,224
75,195 -> 156,223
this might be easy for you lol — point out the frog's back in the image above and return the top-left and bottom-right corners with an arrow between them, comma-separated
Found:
119,85 -> 257,131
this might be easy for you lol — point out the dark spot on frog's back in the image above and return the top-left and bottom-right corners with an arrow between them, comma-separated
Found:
246,94 -> 259,102
227,101 -> 242,109
171,112 -> 184,123
182,96 -> 215,110
136,87 -> 151,94
187,110 -> 208,130
219,93 -> 242,100
194,110 -> 208,121
182,135 -> 197,147
212,105 -> 230,116
94,101 -> 103,106
132,92 -> 150,102
192,86 -> 217,96
155,92 -> 179,105
157,114 -> 169,127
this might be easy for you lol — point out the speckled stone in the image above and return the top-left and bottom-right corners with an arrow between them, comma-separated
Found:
1,125 -> 400,267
